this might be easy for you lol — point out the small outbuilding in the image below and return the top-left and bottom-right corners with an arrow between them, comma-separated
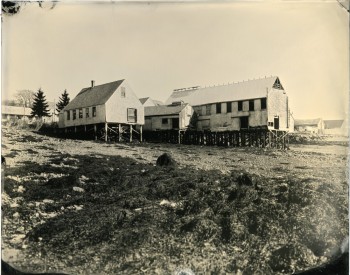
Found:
144,103 -> 193,131
324,119 -> 347,136
294,118 -> 324,134
2,105 -> 31,121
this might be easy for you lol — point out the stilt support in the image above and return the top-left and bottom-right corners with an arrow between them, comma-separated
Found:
130,125 -> 132,142
140,125 -> 143,142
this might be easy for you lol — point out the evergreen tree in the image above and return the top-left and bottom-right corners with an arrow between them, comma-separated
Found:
30,88 -> 51,118
188,111 -> 199,130
56,89 -> 70,113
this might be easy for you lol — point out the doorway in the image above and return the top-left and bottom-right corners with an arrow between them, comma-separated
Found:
240,116 -> 249,129
172,118 -> 179,129
274,116 -> 279,130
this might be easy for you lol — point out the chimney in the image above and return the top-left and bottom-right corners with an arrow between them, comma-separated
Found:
91,80 -> 95,87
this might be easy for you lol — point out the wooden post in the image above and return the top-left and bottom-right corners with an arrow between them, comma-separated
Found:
178,130 -> 181,144
130,125 -> 132,142
84,125 -> 87,132
74,126 -> 77,133
94,124 -> 97,141
105,123 -> 108,142
140,125 -> 143,142
118,124 -> 122,142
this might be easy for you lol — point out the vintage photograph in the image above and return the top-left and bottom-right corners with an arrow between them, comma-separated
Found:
1,0 -> 349,274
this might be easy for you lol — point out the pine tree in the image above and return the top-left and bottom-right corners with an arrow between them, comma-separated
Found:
30,88 -> 51,118
56,89 -> 70,114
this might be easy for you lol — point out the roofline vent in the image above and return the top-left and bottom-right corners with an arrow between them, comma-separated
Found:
91,80 -> 95,88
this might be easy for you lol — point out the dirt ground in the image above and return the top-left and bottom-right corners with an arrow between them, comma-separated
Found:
1,127 -> 348,275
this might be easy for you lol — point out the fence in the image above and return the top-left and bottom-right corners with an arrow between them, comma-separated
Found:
41,125 -> 289,149
143,129 -> 289,149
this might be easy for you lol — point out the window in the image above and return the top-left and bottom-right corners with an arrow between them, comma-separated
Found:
226,102 -> 232,113
66,111 -> 70,120
127,108 -> 137,123
79,108 -> 83,119
162,118 -> 168,124
86,107 -> 90,118
268,122 -> 274,127
238,101 -> 243,111
249,100 -> 254,111
261,98 -> 267,110
92,107 -> 96,117
121,87 -> 126,98
73,110 -> 77,120
206,105 -> 211,115
216,103 -> 221,114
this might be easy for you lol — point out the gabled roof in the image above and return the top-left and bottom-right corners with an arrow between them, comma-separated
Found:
139,97 -> 150,104
64,80 -> 124,110
294,118 -> 322,126
139,97 -> 164,106
324,120 -> 344,129
145,104 -> 188,116
165,76 -> 283,106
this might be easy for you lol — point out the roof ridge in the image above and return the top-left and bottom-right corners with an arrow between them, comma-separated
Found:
199,75 -> 277,89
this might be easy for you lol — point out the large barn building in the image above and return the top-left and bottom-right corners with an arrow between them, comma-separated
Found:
165,76 -> 293,132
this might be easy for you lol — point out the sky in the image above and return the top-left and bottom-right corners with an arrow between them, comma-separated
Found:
1,0 -> 349,119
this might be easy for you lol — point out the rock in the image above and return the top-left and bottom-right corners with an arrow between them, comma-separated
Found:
17,185 -> 25,193
156,153 -> 176,167
10,202 -> 19,208
73,186 -> 85,193
43,199 -> 55,204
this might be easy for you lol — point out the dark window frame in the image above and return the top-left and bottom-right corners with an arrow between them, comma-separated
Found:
226,102 -> 232,113
127,108 -> 137,123
79,108 -> 83,119
121,87 -> 126,98
216,103 -> 221,114
261,98 -> 267,110
92,106 -> 97,117
85,107 -> 90,118
73,110 -> 77,120
249,100 -> 254,111
66,110 -> 70,120
162,118 -> 168,124
238,101 -> 243,111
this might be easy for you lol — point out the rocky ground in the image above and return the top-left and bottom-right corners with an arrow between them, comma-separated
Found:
1,127 -> 348,275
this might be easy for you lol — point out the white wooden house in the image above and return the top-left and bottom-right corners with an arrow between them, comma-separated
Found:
144,103 -> 193,131
165,76 -> 292,132
58,80 -> 144,140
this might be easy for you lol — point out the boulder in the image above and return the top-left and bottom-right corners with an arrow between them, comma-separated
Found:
156,153 -> 176,167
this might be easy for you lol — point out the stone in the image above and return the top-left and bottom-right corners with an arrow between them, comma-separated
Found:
156,153 -> 176,167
